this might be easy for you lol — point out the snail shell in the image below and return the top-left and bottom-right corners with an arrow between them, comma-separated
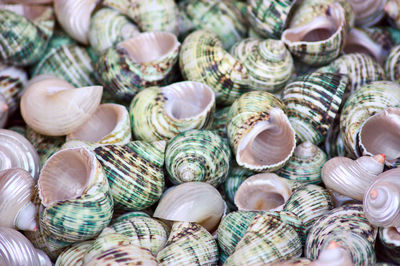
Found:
55,240 -> 93,266
129,81 -> 215,142
385,44 -> 400,82
20,75 -> 103,136
386,0 -> 400,29
0,64 -> 27,114
227,91 -> 295,171
378,227 -> 400,264
311,239 -> 358,266
348,0 -> 386,26
321,154 -> 385,201
223,163 -> 254,204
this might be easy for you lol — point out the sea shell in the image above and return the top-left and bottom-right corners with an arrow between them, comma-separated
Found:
179,30 -> 249,105
358,108 -> 400,167
340,81 -> 400,158
283,72 -> 348,145
0,64 -> 27,114
322,154 -> 385,201
234,173 -> 296,212
223,163 -> 254,204
247,0 -> 295,39
153,182 -> 225,232
0,227 -> 52,266
0,129 -> 40,179
20,75 -> 103,136
224,211 -> 303,265
88,8 -> 140,55
165,129 -> 231,187
181,0 -> 247,49
348,0 -> 387,26
54,0 -> 100,45
281,2 -> 347,66
103,0 -> 179,34
157,222 -> 219,265
0,4 -> 55,66
329,190 -> 361,208
378,227 -> 400,264
364,168 -> 400,228
277,141 -> 327,184
212,106 -> 230,138
231,38 -> 294,92
129,81 -> 215,142
386,0 -> 400,28
284,185 -> 333,232
96,32 -> 181,101
55,240 -> 93,266
310,240 -> 354,266
38,148 -> 113,245
93,140 -> 165,210
385,44 -> 400,82
0,168 -> 37,231
227,91 -> 295,171
67,103 -> 132,146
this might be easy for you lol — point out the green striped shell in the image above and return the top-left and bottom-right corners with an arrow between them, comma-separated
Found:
181,0 -> 247,50
340,81 -> 400,157
55,240 -> 93,266
276,141 -> 327,184
112,211 -> 150,224
165,129 -> 231,187
247,0 -> 295,39
378,227 -> 400,264
385,44 -> 400,82
157,222 -> 219,265
231,38 -> 294,92
224,163 -> 254,204
0,64 -> 27,113
129,82 -> 215,142
94,141 -> 165,210
0,5 -> 55,66
212,106 -> 231,138
179,30 -> 249,105
89,8 -> 140,55
103,0 -> 179,34
305,204 -> 377,264
283,72 -> 348,145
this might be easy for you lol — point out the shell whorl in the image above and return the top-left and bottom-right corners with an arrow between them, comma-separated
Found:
385,44 -> 400,82
348,0 -> 386,26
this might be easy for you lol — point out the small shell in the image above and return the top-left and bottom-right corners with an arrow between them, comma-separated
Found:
181,0 -> 247,49
227,91 -> 295,171
234,173 -> 295,212
277,141 -> 327,184
55,241 -> 93,266
0,4 -> 55,66
89,8 -> 140,55
67,103 -> 132,146
378,227 -> 400,264
0,168 -> 37,231
38,148 -> 113,245
129,81 -> 215,142
94,140 -> 165,210
153,182 -> 225,232
283,72 -> 348,145
97,32 -> 181,101
165,129 -> 231,187
157,222 -> 219,265
223,163 -> 254,204
179,30 -> 249,105
54,0 -> 100,45
20,75 -> 103,136
348,0 -> 386,26
0,227 -> 52,266
0,64 -> 27,114
322,154 -> 385,201
385,44 -> 400,82
386,0 -> 400,28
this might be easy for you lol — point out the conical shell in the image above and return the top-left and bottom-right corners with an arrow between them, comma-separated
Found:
67,103 -> 132,146
348,0 -> 386,26
20,75 -> 103,136
223,163 -> 254,204
179,30 -> 249,105
94,140 -> 165,210
0,64 -> 27,114
165,129 -> 231,187
129,81 -> 215,141
0,4 -> 55,66
55,240 -> 93,266
89,8 -> 140,55
227,91 -> 295,171
157,222 -> 219,265
277,141 -> 327,184
153,182 -> 225,232
97,32 -> 181,101
378,227 -> 400,264
38,148 -> 113,245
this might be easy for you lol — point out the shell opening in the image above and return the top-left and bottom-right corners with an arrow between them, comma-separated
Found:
120,32 -> 179,63
387,226 -> 400,241
240,190 -> 285,211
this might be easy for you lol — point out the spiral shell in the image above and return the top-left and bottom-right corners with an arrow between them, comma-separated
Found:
157,222 -> 218,265
38,148 -> 113,245
97,32 -> 181,101
154,182 -> 225,232
348,0 -> 386,26
378,227 -> 400,264
0,227 -> 52,266
129,81 -> 215,142
0,4 -> 55,66
386,0 -> 400,29
20,75 -> 103,136
0,64 -> 27,114
283,72 -> 348,145
227,91 -> 295,171
224,163 -> 254,204
179,30 -> 249,105
94,140 -> 165,210
55,240 -> 93,266
385,44 -> 400,82
89,8 -> 140,55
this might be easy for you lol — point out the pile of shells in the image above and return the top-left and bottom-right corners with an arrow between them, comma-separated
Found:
1,0 -> 400,265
